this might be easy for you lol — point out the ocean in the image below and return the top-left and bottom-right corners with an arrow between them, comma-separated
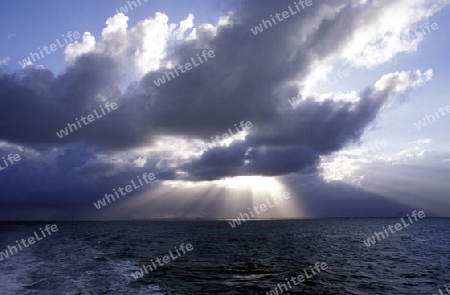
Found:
0,219 -> 448,294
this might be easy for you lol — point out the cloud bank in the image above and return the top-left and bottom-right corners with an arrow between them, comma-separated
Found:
0,0 -> 447,219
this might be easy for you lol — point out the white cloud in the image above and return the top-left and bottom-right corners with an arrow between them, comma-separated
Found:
65,32 -> 96,65
300,0 -> 446,99
374,69 -> 433,93
340,0 -> 449,68
130,12 -> 175,76
62,11 -> 228,81
319,67 -> 433,183
132,156 -> 147,167
0,57 -> 11,66
373,69 -> 433,109
320,151 -> 370,184
174,13 -> 194,40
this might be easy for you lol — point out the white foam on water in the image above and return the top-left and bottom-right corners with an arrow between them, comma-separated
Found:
0,246 -> 45,294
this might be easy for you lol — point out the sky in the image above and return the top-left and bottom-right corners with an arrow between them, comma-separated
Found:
0,0 -> 449,220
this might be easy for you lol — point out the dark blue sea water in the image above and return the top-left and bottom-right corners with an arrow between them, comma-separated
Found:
0,219 -> 449,294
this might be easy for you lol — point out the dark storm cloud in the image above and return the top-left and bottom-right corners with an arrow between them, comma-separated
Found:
185,142 -> 319,180
0,143 -> 162,220
183,83 -> 419,179
0,54 -> 120,146
0,0 -> 368,150
57,146 -> 97,172
141,0 -> 356,137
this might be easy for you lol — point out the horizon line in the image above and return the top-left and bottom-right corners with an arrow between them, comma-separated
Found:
0,216 -> 449,222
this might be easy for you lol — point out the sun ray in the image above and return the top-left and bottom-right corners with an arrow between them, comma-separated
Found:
111,175 -> 307,219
